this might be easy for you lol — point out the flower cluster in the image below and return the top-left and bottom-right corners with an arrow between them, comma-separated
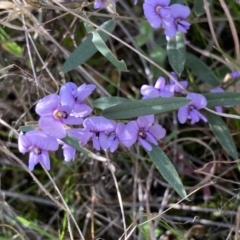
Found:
141,73 -> 233,125
143,0 -> 191,38
19,82 -> 166,171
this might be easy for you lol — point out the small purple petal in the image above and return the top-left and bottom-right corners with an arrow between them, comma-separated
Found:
178,105 -> 188,124
99,132 -> 109,149
110,138 -> 119,152
145,132 -> 158,145
121,121 -> 139,147
63,116 -> 83,125
75,84 -> 96,102
137,115 -> 154,128
187,93 -> 207,109
169,4 -> 190,19
138,137 -> 152,151
148,125 -> 166,139
60,82 -> 77,108
72,103 -> 93,118
36,94 -> 60,116
29,152 -> 39,171
155,77 -> 166,89
62,144 -> 76,162
215,106 -> 223,113
38,116 -> 66,139
92,134 -> 100,150
40,150 -> 51,170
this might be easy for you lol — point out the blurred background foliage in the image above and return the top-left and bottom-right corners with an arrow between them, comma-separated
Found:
1,0 -> 240,239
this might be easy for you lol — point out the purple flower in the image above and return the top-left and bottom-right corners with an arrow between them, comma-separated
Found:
210,87 -> 232,113
141,76 -> 174,98
121,115 -> 166,151
78,116 -> 115,151
166,4 -> 191,38
168,72 -> 188,93
143,0 -> 173,34
58,129 -> 83,162
107,122 -> 125,153
60,82 -> 95,118
36,94 -> 83,139
230,71 -> 240,79
94,0 -> 116,13
178,93 -> 207,124
18,130 -> 59,171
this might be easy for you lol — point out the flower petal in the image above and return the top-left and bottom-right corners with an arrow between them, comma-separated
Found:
92,134 -> 100,150
35,94 -> 60,116
62,144 -> 76,161
29,152 -> 39,171
148,125 -> 166,139
40,150 -> 51,170
137,115 -> 154,128
178,105 -> 189,124
59,82 -> 77,108
72,103 -> 93,118
99,132 -> 109,149
121,121 -> 139,147
38,116 -> 66,139
138,137 -> 152,151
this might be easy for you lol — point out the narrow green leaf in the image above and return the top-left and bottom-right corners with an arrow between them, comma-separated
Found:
61,20 -> 116,73
186,53 -> 219,87
193,0 -> 205,16
206,111 -> 238,159
93,97 -> 131,110
17,216 -> 58,240
148,145 -> 186,198
92,30 -> 127,71
62,135 -> 94,157
0,27 -> 23,57
203,92 -> 240,107
18,125 -> 36,132
102,97 -> 190,119
167,31 -> 186,76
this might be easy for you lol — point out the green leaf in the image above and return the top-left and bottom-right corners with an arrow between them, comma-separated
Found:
91,30 -> 127,71
17,216 -> 58,240
167,31 -> 186,76
136,20 -> 154,47
206,111 -> 238,159
186,53 -> 220,87
203,92 -> 240,107
148,145 -> 186,198
62,135 -> 94,157
18,125 -> 36,132
93,97 -> 131,110
193,0 -> 205,16
61,20 -> 116,73
150,46 -> 167,77
102,97 -> 190,119
0,27 -> 22,57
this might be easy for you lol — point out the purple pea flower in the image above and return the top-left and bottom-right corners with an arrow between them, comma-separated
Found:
141,76 -> 174,98
230,71 -> 240,79
178,93 -> 208,124
18,130 -> 59,171
36,94 -> 83,139
78,116 -> 115,151
166,4 -> 191,38
107,122 -> 125,153
58,129 -> 83,162
121,115 -> 166,151
143,0 -> 174,35
167,72 -> 188,93
60,82 -> 96,118
94,0 -> 116,14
